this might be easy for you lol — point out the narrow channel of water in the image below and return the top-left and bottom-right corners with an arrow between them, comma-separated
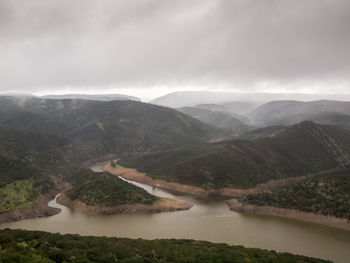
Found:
1,162 -> 349,263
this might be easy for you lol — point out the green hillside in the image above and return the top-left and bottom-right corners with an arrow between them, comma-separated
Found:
241,169 -> 350,220
65,172 -> 158,206
0,155 -> 53,213
0,229 -> 331,263
119,122 -> 350,189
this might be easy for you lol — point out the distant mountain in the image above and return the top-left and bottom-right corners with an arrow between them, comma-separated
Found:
42,93 -> 140,101
151,91 -> 350,108
249,100 -> 350,127
178,106 -> 249,133
0,92 -> 34,98
120,121 -> 350,189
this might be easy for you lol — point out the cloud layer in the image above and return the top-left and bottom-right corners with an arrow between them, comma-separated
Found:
1,0 -> 349,94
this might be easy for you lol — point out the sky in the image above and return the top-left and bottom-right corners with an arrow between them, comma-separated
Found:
0,0 -> 350,101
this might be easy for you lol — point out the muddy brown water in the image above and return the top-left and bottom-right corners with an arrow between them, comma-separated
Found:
1,162 -> 350,263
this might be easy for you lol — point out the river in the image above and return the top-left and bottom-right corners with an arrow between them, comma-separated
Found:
1,162 -> 350,263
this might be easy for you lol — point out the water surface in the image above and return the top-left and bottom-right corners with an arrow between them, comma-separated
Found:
1,162 -> 350,263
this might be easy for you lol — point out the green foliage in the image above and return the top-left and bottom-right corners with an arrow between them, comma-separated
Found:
0,229 -> 331,263
0,156 -> 53,212
0,179 -> 40,212
66,172 -> 158,206
241,170 -> 350,220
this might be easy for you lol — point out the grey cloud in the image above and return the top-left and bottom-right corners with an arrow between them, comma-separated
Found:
0,0 -> 349,93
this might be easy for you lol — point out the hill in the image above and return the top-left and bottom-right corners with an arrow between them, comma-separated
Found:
240,169 -> 350,220
0,96 -> 229,164
0,229 -> 331,263
178,106 -> 249,132
119,122 -> 350,190
65,171 -> 158,207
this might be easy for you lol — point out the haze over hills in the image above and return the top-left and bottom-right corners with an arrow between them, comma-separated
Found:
178,106 -> 250,132
249,100 -> 350,127
150,91 -> 350,108
42,93 -> 140,101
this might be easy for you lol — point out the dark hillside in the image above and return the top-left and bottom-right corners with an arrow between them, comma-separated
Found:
120,122 -> 350,189
0,229 -> 331,263
241,169 -> 350,220
0,96 -> 229,163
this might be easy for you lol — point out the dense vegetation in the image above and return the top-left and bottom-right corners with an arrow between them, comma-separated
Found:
241,169 -> 350,220
120,122 -> 350,189
66,172 -> 158,206
0,229 -> 331,263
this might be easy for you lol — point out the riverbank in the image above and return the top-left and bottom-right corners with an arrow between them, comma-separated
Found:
227,199 -> 350,231
57,193 -> 193,215
103,162 -> 315,199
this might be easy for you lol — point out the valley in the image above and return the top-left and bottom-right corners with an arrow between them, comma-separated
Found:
1,95 -> 350,263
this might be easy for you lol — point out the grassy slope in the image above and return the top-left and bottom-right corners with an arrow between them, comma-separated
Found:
119,122 -> 349,189
0,156 -> 53,212
0,229 -> 331,263
241,169 -> 350,220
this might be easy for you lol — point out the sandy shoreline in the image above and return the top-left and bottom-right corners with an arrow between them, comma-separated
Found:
227,199 -> 350,231
57,194 -> 193,215
103,162 -> 314,199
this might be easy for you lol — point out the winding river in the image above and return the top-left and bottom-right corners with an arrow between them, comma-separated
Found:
1,162 -> 350,263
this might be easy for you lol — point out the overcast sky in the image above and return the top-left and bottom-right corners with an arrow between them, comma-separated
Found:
0,0 -> 349,100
